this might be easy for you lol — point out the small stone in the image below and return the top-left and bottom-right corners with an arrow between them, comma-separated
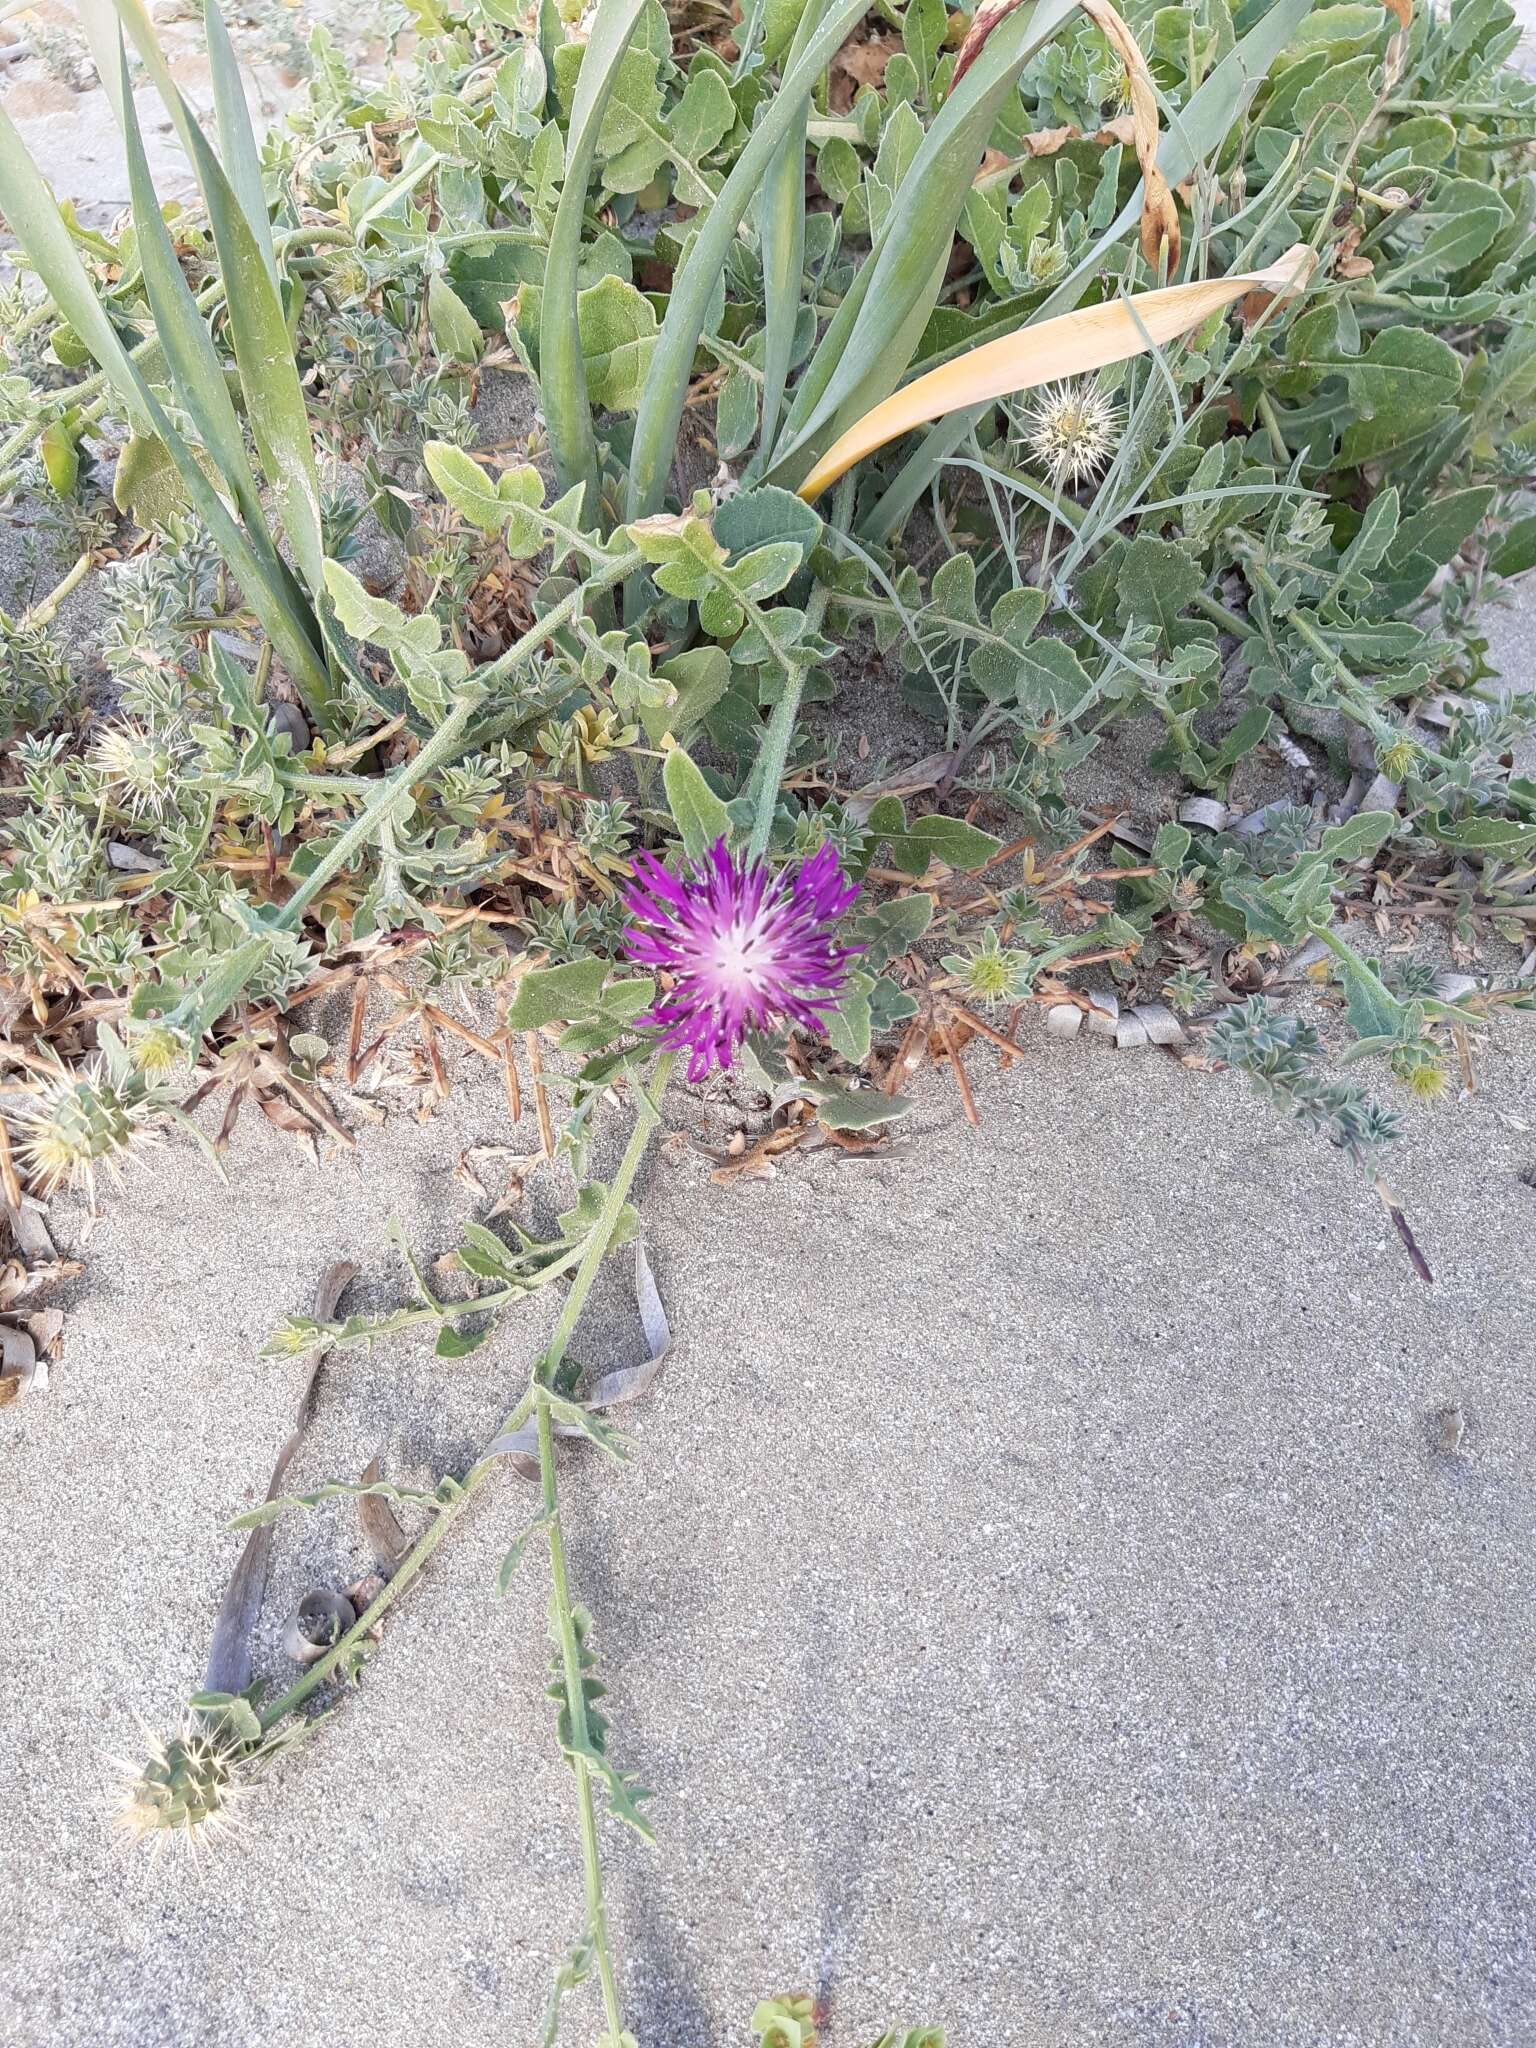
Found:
1436,1404 -> 1466,1455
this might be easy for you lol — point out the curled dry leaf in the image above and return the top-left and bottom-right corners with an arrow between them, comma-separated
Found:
0,1200 -> 74,1396
952,0 -> 1177,267
6,1197 -> 59,1267
488,1243 -> 672,1480
283,1588 -> 357,1667
845,750 -> 964,823
356,1453 -> 409,1578
1018,124 -> 1076,158
831,28 -> 897,105
0,1250 -> 81,1313
1044,984 -> 1187,1050
0,1322 -> 39,1406
1178,795 -> 1229,833
1079,0 -> 1180,265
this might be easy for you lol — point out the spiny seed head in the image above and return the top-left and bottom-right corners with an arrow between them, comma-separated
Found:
87,722 -> 185,818
1380,738 -> 1420,781
11,1057 -> 156,1199
114,1712 -> 254,1856
947,932 -> 1031,1006
1024,380 -> 1122,487
126,1022 -> 187,1080
324,251 -> 370,300
1396,1050 -> 1450,1101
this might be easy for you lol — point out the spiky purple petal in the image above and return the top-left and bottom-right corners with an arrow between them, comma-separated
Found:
622,837 -> 860,1081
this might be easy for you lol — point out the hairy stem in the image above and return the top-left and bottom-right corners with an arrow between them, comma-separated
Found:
745,478 -> 853,861
540,1387 -> 624,2038
274,549 -> 644,932
20,545 -> 95,626
534,1051 -> 671,2047
256,1466 -> 486,1728
257,1053 -> 672,1737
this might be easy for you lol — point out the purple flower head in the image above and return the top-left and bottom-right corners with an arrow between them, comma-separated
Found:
622,837 -> 861,1082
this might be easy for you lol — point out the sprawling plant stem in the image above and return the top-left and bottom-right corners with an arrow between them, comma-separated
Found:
255,1469 -> 475,1727
257,1053 -> 673,2042
534,1055 -> 671,2041
744,478 -> 853,861
273,548 -> 645,933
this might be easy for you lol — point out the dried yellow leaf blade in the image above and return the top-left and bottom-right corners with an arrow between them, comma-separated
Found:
796,245 -> 1316,504
1078,0 -> 1180,268
954,0 -> 1178,270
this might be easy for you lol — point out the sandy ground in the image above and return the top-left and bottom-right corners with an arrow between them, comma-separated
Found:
3,952 -> 1535,2048
3,8 -> 1536,2045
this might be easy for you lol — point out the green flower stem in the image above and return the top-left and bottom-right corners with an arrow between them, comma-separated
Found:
294,1241 -> 594,1345
274,689 -> 489,931
744,643 -> 816,864
1382,98 -> 1517,114
1256,392 -> 1291,463
256,1052 -> 673,1741
273,548 -> 644,932
1308,921 -> 1394,994
534,1049 -> 672,2048
1193,590 -> 1255,639
20,545 -> 95,626
538,1388 -> 625,2042
744,478 -> 853,862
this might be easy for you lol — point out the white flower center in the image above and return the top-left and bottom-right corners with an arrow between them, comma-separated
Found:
706,918 -> 767,992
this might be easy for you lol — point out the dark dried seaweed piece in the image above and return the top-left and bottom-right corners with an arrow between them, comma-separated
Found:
204,1260 -> 359,1694
356,1453 -> 409,1578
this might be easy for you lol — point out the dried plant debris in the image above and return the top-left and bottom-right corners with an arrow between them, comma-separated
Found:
355,1453 -> 410,1580
488,1243 -> 673,1479
204,1260 -> 359,1697
0,1199 -> 75,1403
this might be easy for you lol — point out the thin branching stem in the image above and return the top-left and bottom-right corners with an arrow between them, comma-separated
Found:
744,479 -> 855,861
275,549 -> 644,931
258,1054 -> 672,1756
532,1050 -> 671,2043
